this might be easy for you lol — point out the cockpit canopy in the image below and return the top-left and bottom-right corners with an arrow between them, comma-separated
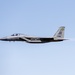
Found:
11,33 -> 23,36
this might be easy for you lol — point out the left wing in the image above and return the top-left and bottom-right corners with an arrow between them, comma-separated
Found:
19,37 -> 54,43
19,37 -> 41,43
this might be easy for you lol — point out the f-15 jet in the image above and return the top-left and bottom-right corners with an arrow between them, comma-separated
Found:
0,26 -> 67,43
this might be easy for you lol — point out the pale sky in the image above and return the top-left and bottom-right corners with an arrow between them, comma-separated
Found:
0,0 -> 75,75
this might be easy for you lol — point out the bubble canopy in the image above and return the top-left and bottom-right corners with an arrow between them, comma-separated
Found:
11,33 -> 24,36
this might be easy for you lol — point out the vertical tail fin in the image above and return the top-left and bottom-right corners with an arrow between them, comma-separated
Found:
53,26 -> 65,39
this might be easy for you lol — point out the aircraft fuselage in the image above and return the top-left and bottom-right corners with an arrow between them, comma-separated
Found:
0,26 -> 66,44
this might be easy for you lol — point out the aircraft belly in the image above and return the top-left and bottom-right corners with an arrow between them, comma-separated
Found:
40,38 -> 54,42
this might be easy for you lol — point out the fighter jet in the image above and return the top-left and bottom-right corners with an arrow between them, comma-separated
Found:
0,26 -> 67,43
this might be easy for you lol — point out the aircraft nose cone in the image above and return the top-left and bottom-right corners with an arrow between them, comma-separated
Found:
0,37 -> 7,41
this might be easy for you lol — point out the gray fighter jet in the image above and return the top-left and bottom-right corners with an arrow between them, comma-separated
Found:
0,26 -> 67,43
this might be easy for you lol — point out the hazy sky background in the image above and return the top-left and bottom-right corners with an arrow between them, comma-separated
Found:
0,0 -> 75,75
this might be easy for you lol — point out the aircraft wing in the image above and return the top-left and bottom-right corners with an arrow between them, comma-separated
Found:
19,37 -> 54,43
